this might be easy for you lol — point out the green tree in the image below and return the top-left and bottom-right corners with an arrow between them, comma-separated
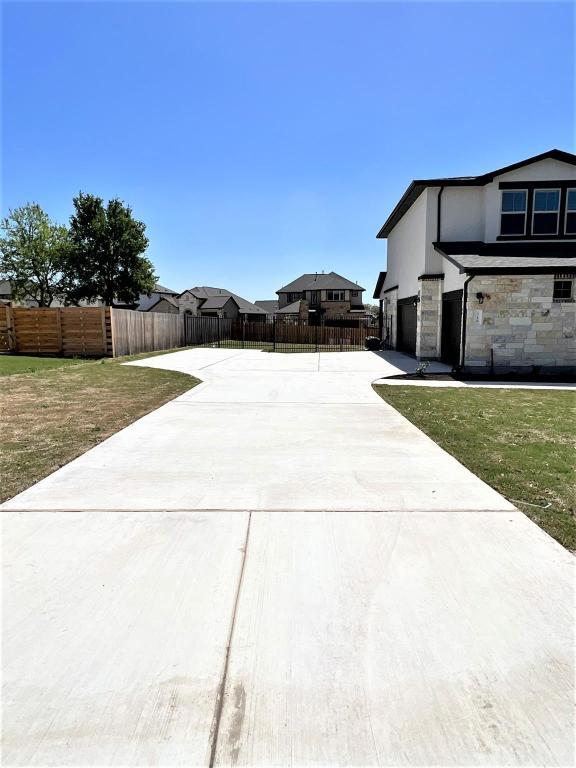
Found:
0,203 -> 70,307
66,192 -> 156,306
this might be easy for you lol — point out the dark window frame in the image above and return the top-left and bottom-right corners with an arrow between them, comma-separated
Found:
326,289 -> 346,301
498,180 -> 576,240
565,188 -> 576,235
532,188 -> 560,235
500,189 -> 527,236
553,278 -> 574,302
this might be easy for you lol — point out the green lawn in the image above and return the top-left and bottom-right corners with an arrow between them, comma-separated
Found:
0,355 -> 89,376
374,385 -> 576,551
0,351 -> 198,503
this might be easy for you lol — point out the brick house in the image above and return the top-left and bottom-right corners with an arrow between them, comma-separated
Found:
373,149 -> 576,372
275,272 -> 365,325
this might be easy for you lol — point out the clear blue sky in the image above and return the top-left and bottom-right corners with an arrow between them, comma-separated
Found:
2,1 -> 574,303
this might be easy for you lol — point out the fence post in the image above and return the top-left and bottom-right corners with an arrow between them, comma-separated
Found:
6,306 -> 16,352
217,317 -> 221,348
242,318 -> 245,349
273,316 -> 276,352
315,322 -> 319,353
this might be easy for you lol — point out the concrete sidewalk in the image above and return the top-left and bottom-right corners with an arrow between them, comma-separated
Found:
2,349 -> 574,766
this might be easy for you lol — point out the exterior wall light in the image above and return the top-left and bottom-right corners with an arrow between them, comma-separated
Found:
476,292 -> 490,304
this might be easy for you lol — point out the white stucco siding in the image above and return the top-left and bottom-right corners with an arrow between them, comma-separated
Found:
439,187 -> 484,242
442,258 -> 465,293
383,188 -> 429,299
484,159 -> 576,241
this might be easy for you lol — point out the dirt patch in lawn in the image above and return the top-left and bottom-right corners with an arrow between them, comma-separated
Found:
0,354 -> 197,503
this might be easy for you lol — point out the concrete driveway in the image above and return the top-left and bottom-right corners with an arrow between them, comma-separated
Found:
2,349 -> 574,765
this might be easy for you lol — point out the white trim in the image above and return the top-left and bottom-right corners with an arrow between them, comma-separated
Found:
500,189 -> 527,236
565,188 -> 576,235
532,188 -> 560,236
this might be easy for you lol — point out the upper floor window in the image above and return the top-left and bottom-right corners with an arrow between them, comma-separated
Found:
351,290 -> 359,297
500,190 -> 527,235
532,189 -> 560,235
287,292 -> 303,303
565,189 -> 576,235
327,290 -> 345,301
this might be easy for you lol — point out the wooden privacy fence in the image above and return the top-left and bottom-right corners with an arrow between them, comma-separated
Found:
0,306 -> 185,358
110,308 -> 184,356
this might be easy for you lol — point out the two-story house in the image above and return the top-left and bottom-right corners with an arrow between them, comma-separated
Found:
275,272 -> 365,325
374,149 -> 576,372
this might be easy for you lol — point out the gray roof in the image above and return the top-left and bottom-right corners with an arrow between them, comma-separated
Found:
184,286 -> 267,315
200,295 -> 237,310
277,272 -> 365,293
443,254 -> 576,272
255,300 -> 279,313
144,295 -> 179,311
137,293 -> 162,311
277,300 -> 302,314
154,283 -> 178,294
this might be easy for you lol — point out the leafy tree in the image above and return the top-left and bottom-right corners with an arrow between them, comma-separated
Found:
0,203 -> 70,307
65,193 -> 156,306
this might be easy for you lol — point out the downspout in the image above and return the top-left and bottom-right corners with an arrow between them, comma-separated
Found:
459,273 -> 473,371
437,186 -> 444,241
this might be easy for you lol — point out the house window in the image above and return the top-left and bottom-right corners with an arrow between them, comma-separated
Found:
553,278 -> 574,302
288,292 -> 303,303
532,189 -> 560,235
500,190 -> 527,235
352,290 -> 359,297
565,189 -> 576,235
327,290 -> 345,301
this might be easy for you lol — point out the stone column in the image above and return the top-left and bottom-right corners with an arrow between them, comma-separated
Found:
416,276 -> 443,359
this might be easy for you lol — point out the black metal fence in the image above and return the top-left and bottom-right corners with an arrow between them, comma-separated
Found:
184,316 -> 379,352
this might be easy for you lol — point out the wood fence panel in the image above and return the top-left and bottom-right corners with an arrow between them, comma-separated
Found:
12,308 -> 62,355
0,306 -> 11,352
110,309 -> 184,356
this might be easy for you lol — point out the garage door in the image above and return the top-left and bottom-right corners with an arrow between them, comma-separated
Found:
441,290 -> 462,366
397,298 -> 417,355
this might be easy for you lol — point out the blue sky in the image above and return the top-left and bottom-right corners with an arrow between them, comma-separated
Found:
2,1 -> 574,302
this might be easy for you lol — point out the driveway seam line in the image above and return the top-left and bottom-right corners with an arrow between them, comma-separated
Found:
196,352 -> 246,370
208,510 -> 252,767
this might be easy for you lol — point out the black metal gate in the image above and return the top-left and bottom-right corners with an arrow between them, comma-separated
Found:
441,290 -> 462,366
397,298 -> 417,355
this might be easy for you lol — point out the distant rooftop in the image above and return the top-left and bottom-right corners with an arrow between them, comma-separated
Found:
277,272 -> 365,294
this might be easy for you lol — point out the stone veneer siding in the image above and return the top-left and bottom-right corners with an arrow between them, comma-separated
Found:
464,275 -> 576,371
382,289 -> 398,348
416,277 -> 443,359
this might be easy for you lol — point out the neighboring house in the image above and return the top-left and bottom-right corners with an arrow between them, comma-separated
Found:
276,272 -> 365,325
254,299 -> 279,317
0,280 -> 12,304
146,296 -> 180,314
139,285 -> 267,321
184,287 -> 267,321
374,149 -> 576,372
136,284 -> 180,312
